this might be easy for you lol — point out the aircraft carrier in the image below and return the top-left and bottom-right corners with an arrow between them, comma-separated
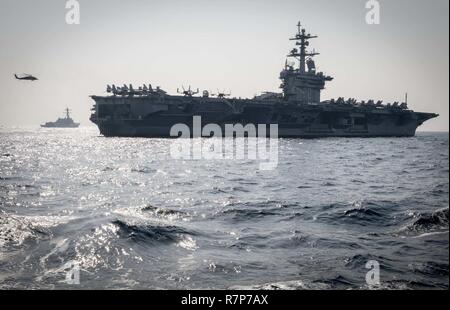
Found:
90,22 -> 438,138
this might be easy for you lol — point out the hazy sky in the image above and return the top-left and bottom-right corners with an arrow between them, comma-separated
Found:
0,0 -> 448,131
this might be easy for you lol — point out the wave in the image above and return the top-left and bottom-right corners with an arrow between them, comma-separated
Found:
141,204 -> 187,218
0,212 -> 68,248
230,279 -> 331,290
343,254 -> 395,272
409,261 -> 449,277
297,185 -> 312,189
114,204 -> 190,223
344,208 -> 383,218
231,275 -> 447,290
0,176 -> 20,181
404,207 -> 449,233
214,201 -> 289,222
315,200 -> 395,226
318,275 -> 355,288
360,279 -> 447,290
131,167 -> 156,174
102,165 -> 156,173
112,219 -> 197,245
220,208 -> 279,220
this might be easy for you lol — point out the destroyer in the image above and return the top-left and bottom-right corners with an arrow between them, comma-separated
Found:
90,22 -> 438,138
41,108 -> 80,128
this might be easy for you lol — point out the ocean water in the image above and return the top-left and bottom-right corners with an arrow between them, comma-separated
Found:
0,127 -> 448,290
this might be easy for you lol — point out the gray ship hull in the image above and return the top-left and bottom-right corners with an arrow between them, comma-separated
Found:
95,123 -> 419,138
90,96 -> 437,138
41,123 -> 80,128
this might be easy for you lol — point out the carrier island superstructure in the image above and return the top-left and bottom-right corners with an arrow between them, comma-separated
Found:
90,22 -> 438,138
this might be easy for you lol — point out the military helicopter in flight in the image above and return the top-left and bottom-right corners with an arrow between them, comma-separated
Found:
14,73 -> 38,81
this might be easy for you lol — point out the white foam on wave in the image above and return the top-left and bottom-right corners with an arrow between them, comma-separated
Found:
411,230 -> 449,239
177,235 -> 198,251
230,279 -> 330,290
0,213 -> 73,248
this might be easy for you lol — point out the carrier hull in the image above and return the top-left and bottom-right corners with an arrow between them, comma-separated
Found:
90,96 -> 437,138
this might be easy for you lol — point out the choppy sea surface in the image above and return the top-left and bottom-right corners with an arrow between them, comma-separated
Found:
0,127 -> 448,290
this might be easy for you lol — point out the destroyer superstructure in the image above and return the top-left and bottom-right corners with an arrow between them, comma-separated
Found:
41,108 -> 80,128
90,22 -> 438,138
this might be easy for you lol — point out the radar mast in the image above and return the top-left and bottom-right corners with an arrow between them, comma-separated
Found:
280,22 -> 333,103
288,21 -> 320,74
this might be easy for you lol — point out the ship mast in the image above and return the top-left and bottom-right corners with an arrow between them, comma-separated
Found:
280,22 -> 333,103
65,108 -> 70,119
288,21 -> 319,73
